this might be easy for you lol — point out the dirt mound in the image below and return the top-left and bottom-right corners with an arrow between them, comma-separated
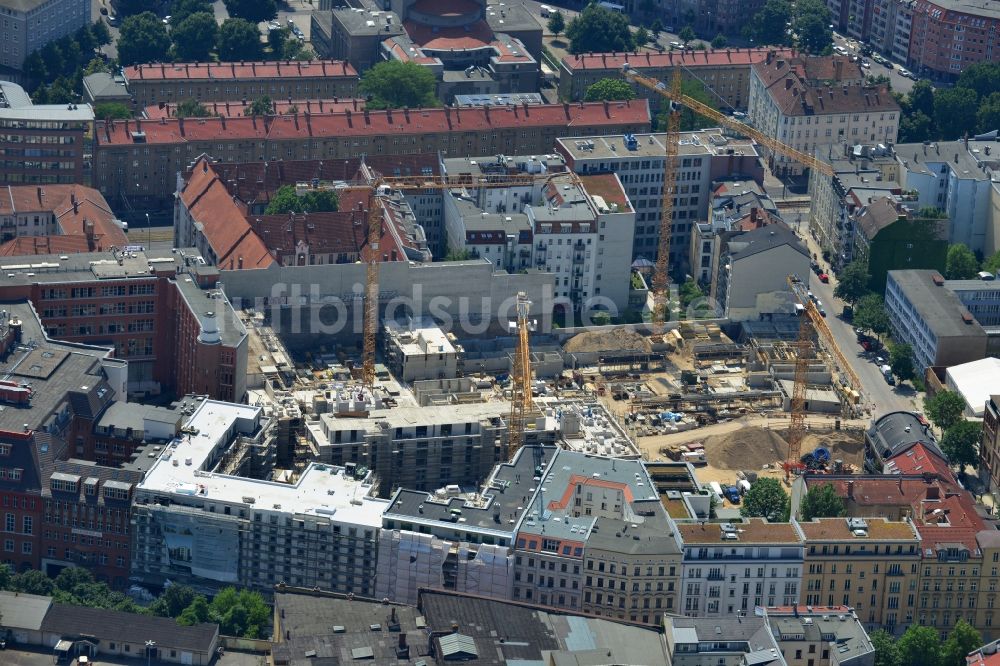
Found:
704,426 -> 789,470
792,430 -> 865,467
564,327 -> 652,354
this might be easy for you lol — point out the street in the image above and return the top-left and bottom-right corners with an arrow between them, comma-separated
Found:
832,32 -> 917,95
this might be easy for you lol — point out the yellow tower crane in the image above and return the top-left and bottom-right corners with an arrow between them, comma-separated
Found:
507,292 -> 535,461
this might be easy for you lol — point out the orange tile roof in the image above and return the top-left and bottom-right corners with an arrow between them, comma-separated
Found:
97,102 -> 651,146
562,47 -> 795,71
0,235 -> 94,257
751,55 -> 899,116
144,98 -> 366,120
0,185 -> 126,252
405,19 -> 493,50
885,443 -> 954,479
123,60 -> 356,82
179,165 -> 275,270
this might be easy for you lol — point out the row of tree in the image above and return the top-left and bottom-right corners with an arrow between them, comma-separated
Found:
924,389 -> 982,471
897,62 -> 1000,142
22,22 -> 112,103
116,0 -> 278,25
745,0 -> 833,54
872,620 -> 981,666
942,243 -> 1000,280
0,564 -> 269,638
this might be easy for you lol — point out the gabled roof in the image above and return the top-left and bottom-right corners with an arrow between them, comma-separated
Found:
123,60 -> 356,82
856,196 -> 903,240
0,185 -> 127,251
752,55 -> 898,117
562,47 -> 795,72
41,604 -> 218,653
727,222 -> 808,261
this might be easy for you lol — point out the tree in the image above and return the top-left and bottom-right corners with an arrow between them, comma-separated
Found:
547,11 -> 565,38
956,62 -> 1000,100
75,25 -> 97,55
945,243 -> 979,279
978,92 -> 1000,134
177,595 -> 211,625
209,587 -> 270,638
85,57 -> 111,75
39,41 -> 65,78
711,34 -> 727,48
739,477 -> 790,522
897,625 -> 942,666
175,99 -> 212,118
359,60 -> 438,109
941,420 -> 981,470
91,19 -> 112,46
650,19 -> 663,36
223,0 -> 277,24
983,250 -> 1000,274
899,110 -> 933,143
678,25 -> 695,44
908,79 -> 935,117
934,87 -> 979,140
833,260 -> 870,305
150,585 -> 199,618
566,3 -> 635,55
117,12 -> 171,66
794,0 -> 833,54
889,342 -> 915,382
22,51 -> 47,83
634,26 -> 649,47
870,629 -> 903,666
217,18 -> 263,62
941,619 -> 981,666
853,293 -> 890,340
94,102 -> 132,120
0,563 -> 13,592
924,390 -> 967,432
747,0 -> 792,46
171,0 -> 214,27
584,78 -> 636,102
264,185 -> 339,214
171,12 -> 218,61
244,95 -> 274,117
115,0 -> 152,16
663,79 -> 717,131
799,483 -> 846,521
12,570 -> 55,596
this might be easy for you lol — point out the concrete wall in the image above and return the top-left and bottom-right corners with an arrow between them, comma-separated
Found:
727,245 -> 810,321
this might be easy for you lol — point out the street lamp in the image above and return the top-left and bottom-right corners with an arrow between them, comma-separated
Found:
146,640 -> 156,666
145,213 -> 151,249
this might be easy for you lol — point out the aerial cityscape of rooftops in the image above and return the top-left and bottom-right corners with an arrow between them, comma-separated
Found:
2,0 -> 1000,663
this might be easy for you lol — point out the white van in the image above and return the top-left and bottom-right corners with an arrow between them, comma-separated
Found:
540,4 -> 552,17
709,481 -> 725,503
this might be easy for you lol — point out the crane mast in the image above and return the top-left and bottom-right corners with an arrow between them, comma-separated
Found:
361,192 -> 383,392
651,69 -> 683,325
507,292 -> 534,461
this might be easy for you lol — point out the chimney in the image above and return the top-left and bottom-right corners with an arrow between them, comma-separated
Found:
926,484 -> 940,500
847,480 -> 855,500
834,58 -> 844,80
36,186 -> 42,203
84,219 -> 95,251
178,116 -> 185,136
785,78 -> 794,89
73,199 -> 78,215
238,256 -> 244,269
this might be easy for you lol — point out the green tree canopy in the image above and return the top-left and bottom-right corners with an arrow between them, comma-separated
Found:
924,389 -> 967,432
897,625 -> 942,666
799,483 -> 846,521
739,477 -> 790,522
833,260 -> 870,305
75,24 -> 97,54
94,102 -> 133,120
899,109 -> 933,143
223,0 -> 277,24
359,60 -> 438,109
171,0 -> 213,26
945,243 -> 979,279
209,587 -> 270,638
678,26 -> 695,43
934,87 -> 979,140
584,78 -> 636,102
909,79 -> 936,117
794,0 -> 833,54
91,19 -> 112,46
175,99 -> 212,118
217,18 -> 264,62
747,0 -> 792,46
889,342 -> 915,382
12,569 -> 55,596
956,62 -> 1000,99
171,12 -> 218,62
566,4 -> 635,55
671,79 -> 718,131
983,250 -> 1000,274
150,584 -> 199,618
976,92 -> 1000,134
178,595 -> 211,625
871,629 -> 903,666
711,34 -> 727,48
264,185 -> 340,215
244,95 -> 274,116
853,293 -> 890,340
22,51 -> 47,82
115,0 -> 153,16
941,420 -> 981,470
650,18 -> 663,35
547,11 -> 565,37
117,12 -> 171,66
634,26 -> 650,47
941,619 -> 982,666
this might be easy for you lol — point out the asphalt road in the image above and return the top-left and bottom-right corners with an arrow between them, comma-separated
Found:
806,267 -> 920,419
832,32 -> 917,95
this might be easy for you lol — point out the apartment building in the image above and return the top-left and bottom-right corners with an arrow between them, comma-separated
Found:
863,410 -> 941,474
0,184 -> 126,251
884,270 -> 992,372
0,248 -> 247,402
677,519 -> 805,617
0,81 -> 93,187
122,61 -> 358,109
852,197 -> 948,292
556,129 -> 763,269
716,223 -> 810,321
797,516 -> 922,635
558,48 -> 794,112
0,0 -> 89,75
382,319 -> 460,382
909,0 -> 1000,79
376,444 -> 559,605
130,398 -> 389,595
94,101 -> 651,208
748,55 -> 899,177
981,395 -> 1000,492
895,140 -> 997,254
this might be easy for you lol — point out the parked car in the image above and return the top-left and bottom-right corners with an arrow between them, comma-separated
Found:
100,6 -> 108,15
885,61 -> 894,70
842,305 -> 854,321
818,273 -> 830,283
898,67 -> 912,78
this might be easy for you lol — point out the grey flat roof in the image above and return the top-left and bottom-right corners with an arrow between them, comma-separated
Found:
0,590 -> 51,630
558,129 -> 759,161
895,140 -> 993,179
484,1 -> 542,33
888,269 -> 987,339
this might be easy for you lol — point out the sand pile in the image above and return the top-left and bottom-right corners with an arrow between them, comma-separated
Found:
704,426 -> 789,470
794,431 -> 865,466
564,327 -> 652,354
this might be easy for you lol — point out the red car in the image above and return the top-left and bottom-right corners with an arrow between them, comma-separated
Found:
861,340 -> 872,351
818,273 -> 830,283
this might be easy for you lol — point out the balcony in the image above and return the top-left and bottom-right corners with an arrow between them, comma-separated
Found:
707,573 -> 725,581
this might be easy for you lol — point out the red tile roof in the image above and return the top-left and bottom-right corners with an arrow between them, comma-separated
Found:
0,185 -> 127,253
0,235 -> 94,257
123,60 -> 356,82
968,644 -> 1000,666
885,442 -> 955,480
144,98 -> 366,120
561,47 -> 795,71
96,102 -> 650,146
915,492 -> 986,553
751,55 -> 899,116
179,165 -> 275,270
405,19 -> 494,50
